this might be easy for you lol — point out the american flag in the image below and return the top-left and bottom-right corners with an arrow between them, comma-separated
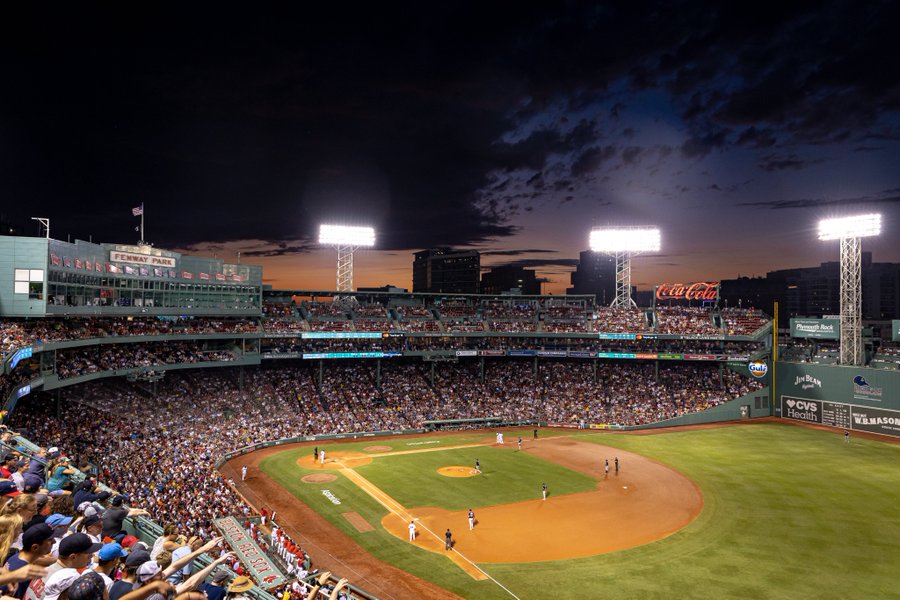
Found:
132,204 -> 143,216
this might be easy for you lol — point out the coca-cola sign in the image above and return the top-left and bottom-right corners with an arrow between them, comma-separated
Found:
656,282 -> 719,301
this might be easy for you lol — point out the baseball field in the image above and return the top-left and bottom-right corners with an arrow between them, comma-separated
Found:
231,421 -> 900,600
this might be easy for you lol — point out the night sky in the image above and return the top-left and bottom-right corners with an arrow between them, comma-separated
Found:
2,2 -> 899,294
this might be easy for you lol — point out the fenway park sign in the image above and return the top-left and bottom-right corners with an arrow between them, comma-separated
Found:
109,250 -> 176,268
656,282 -> 719,301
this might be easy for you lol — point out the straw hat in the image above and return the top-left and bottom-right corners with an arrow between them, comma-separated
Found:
227,576 -> 255,594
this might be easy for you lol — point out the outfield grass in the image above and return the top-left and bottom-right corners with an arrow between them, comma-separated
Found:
259,424 -> 900,600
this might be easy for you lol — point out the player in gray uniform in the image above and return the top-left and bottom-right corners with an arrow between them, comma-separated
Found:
468,509 -> 475,530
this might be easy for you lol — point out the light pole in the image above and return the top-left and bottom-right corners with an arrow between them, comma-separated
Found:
589,227 -> 661,308
319,224 -> 376,302
818,213 -> 881,366
31,217 -> 50,239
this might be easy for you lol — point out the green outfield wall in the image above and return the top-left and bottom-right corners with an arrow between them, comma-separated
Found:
775,362 -> 900,437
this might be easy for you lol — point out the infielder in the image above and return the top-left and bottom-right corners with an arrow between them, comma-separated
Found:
445,528 -> 453,550
319,449 -> 326,464
468,509 -> 475,530
408,520 -> 416,541
542,482 -> 547,500
604,459 -> 609,477
474,458 -> 481,473
615,456 -> 619,473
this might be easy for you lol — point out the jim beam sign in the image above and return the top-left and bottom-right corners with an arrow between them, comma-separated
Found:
655,282 -> 719,302
790,318 -> 840,340
109,250 -> 176,268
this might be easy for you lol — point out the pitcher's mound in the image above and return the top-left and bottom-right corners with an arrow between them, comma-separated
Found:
438,466 -> 479,478
302,473 -> 338,483
364,445 -> 392,452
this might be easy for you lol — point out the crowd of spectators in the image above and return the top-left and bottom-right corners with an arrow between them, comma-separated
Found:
655,307 -> 719,335
1,319 -> 257,360
56,344 -> 235,380
720,309 -> 770,335
589,308 -> 650,333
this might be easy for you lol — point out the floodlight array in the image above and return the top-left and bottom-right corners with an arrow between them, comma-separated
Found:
589,227 -> 661,253
319,225 -> 376,247
817,214 -> 881,241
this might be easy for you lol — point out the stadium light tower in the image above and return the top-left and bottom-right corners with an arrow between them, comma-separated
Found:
590,227 -> 661,308
318,224 -> 376,297
818,213 -> 881,366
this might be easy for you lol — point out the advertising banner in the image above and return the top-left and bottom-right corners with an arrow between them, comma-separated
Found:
213,517 -> 286,588
893,320 -> 900,341
850,405 -> 900,436
790,318 -> 840,339
780,396 -> 822,424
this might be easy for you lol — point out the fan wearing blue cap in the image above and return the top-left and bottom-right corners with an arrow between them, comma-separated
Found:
94,542 -> 128,590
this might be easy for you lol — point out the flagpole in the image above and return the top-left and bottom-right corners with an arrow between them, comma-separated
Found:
140,203 -> 145,245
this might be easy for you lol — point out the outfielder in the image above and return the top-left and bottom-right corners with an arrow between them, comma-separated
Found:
517,437 -> 522,451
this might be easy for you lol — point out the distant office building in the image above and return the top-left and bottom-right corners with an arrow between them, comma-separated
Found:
567,250 -> 618,305
357,284 -> 408,293
719,252 -> 900,320
481,265 -> 540,295
412,248 -> 480,294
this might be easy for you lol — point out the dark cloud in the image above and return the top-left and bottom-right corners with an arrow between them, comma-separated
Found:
757,154 -> 826,172
241,243 -> 316,258
739,193 -> 900,210
481,249 -> 559,257
491,258 -> 581,269
571,146 -> 617,177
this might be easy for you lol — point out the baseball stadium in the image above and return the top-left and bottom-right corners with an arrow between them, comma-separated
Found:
1,228 -> 899,600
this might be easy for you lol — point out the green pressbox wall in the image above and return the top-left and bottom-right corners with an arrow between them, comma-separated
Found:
775,362 -> 900,437
0,237 -> 49,317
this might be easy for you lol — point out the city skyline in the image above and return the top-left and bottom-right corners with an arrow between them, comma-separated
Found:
2,2 -> 899,294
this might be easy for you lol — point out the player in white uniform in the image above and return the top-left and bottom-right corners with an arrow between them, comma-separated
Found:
241,465 -> 247,481
319,449 -> 326,464
408,520 -> 416,541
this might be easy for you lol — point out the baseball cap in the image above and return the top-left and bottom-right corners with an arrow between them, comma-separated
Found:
46,514 -> 74,527
136,561 -> 161,582
22,523 -> 55,549
23,473 -> 43,493
121,534 -> 139,548
212,570 -> 230,584
82,515 -> 101,528
111,495 -> 126,506
65,572 -> 106,600
98,542 -> 128,562
58,533 -> 103,556
0,480 -> 21,496
124,550 -> 151,568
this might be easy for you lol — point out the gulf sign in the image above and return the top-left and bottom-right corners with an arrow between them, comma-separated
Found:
748,360 -> 768,378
